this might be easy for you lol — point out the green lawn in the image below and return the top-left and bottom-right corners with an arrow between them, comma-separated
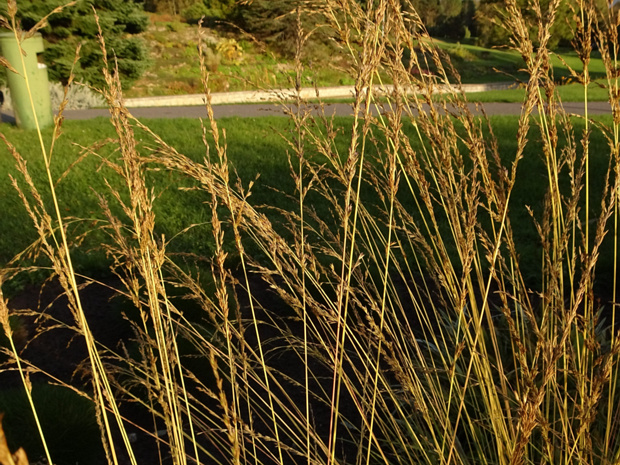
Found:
0,117 -> 296,272
0,114 -> 614,291
435,40 -> 608,83
461,79 -> 613,102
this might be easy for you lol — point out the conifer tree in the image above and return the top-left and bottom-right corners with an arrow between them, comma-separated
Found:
1,0 -> 149,89
180,0 -> 236,24
238,0 -> 330,57
474,0 -> 599,49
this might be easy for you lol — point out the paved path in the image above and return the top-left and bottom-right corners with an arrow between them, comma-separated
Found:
54,100 -> 613,121
58,82 -> 612,120
0,81 -> 613,123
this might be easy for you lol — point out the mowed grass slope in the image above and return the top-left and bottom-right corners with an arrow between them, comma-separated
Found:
0,113 -> 614,291
435,40 -> 608,83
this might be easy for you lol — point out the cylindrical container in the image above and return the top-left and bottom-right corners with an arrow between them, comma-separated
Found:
0,32 -> 53,129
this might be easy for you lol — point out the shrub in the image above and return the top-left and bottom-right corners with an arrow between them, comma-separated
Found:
215,38 -> 242,63
181,0 -> 235,24
200,45 -> 221,71
0,0 -> 149,89
182,2 -> 214,24
237,0 -> 335,57
166,20 -> 184,32
474,0 -> 602,48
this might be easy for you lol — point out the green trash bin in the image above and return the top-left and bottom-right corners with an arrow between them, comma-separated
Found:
0,32 -> 53,130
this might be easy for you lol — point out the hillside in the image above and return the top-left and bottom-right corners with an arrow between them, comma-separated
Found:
124,14 -> 354,98
125,14 -> 609,99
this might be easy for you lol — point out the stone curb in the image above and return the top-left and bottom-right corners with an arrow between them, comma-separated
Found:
123,82 -> 518,108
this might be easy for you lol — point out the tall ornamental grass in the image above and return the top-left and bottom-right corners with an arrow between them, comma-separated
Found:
2,0 -> 620,464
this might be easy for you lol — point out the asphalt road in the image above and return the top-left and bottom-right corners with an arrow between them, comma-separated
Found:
63,101 -> 614,120
1,100 -> 614,123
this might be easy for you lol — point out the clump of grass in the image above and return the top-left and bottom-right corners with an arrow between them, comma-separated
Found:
3,0 -> 620,464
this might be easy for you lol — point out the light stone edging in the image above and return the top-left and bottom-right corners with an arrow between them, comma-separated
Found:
122,82 -> 518,108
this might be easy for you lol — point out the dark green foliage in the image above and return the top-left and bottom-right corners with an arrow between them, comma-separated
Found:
404,0 -> 462,29
456,0 -> 477,39
205,0 -> 236,14
79,36 -> 150,87
1,0 -> 149,89
473,0 -> 592,49
181,0 -> 235,24
426,0 -> 477,40
474,0 -> 511,47
238,0 -> 297,47
238,0 -> 333,58
137,0 -> 196,15
182,2 -> 214,23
